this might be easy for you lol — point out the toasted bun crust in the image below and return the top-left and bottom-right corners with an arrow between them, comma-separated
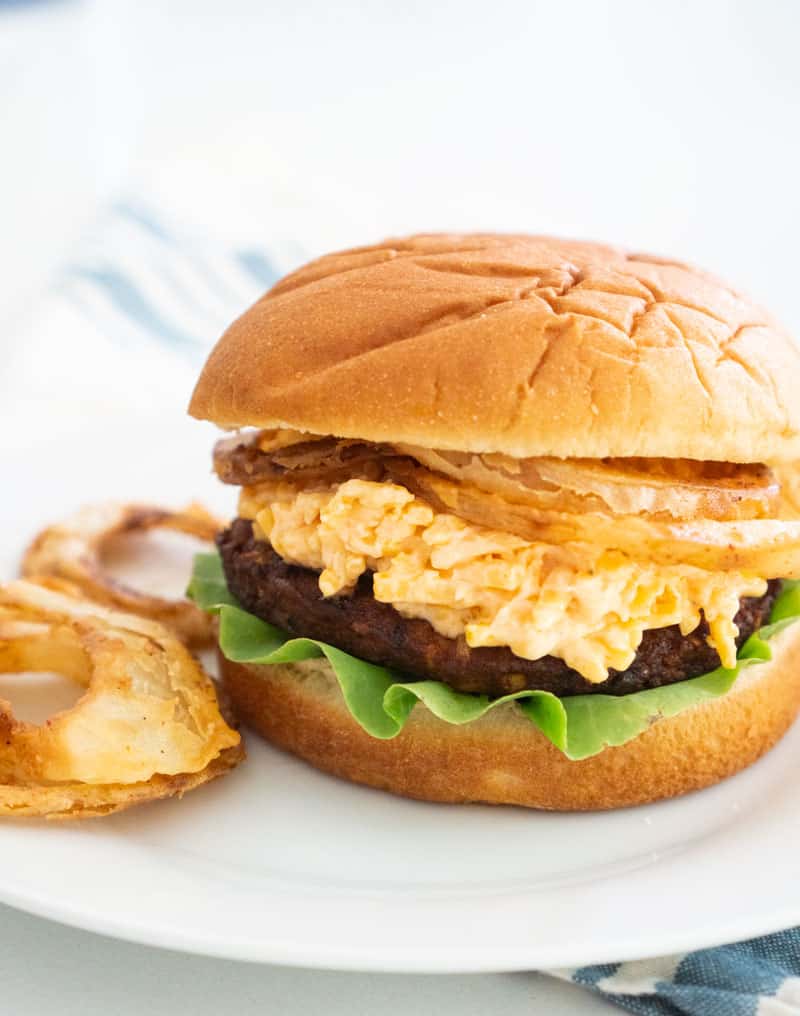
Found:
190,234 -> 800,463
219,623 -> 800,810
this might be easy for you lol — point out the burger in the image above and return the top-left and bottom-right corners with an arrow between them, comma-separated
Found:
187,233 -> 800,810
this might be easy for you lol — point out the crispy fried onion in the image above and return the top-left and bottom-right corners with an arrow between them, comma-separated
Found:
222,431 -> 797,570
22,503 -> 222,647
0,579 -> 242,819
394,446 -> 778,522
775,462 -> 800,519
214,431 -> 389,487
387,462 -> 800,577
217,431 -> 779,523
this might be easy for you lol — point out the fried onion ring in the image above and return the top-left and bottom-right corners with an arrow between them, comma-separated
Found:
21,502 -> 222,646
0,579 -> 242,819
396,446 -> 778,522
217,432 -> 779,522
387,463 -> 800,577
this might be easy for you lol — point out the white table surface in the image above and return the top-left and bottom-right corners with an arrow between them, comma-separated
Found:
2,1 -> 799,1012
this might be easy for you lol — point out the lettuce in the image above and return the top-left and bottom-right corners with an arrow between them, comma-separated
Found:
188,553 -> 800,760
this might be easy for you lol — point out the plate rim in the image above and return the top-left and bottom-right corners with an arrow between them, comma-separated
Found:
0,882 -> 798,972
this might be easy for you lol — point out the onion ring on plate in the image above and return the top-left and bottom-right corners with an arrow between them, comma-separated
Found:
21,502 -> 222,646
0,579 -> 242,819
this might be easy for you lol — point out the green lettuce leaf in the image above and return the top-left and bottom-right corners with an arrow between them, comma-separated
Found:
189,553 -> 800,760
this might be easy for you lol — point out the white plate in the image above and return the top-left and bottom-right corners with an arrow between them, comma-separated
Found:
1,417 -> 799,973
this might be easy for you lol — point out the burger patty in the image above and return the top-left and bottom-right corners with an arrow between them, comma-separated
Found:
218,518 -> 780,698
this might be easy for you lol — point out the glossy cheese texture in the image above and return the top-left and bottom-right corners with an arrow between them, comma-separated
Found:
239,479 -> 767,684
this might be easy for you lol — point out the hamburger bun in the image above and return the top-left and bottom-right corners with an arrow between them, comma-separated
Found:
189,233 -> 800,464
218,621 -> 800,811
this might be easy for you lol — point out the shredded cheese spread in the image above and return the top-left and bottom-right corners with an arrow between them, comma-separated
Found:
239,479 -> 767,684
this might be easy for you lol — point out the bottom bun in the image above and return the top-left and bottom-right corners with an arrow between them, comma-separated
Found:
219,624 -> 800,810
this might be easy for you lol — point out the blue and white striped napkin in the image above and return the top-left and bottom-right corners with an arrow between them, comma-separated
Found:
555,931 -> 800,1014
11,198 -> 800,1016
1,198 -> 291,439
62,198 -> 279,358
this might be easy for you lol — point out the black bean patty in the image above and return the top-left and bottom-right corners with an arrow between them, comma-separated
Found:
218,518 -> 779,698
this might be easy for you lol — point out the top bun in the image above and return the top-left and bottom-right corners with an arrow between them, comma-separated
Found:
189,234 -> 800,462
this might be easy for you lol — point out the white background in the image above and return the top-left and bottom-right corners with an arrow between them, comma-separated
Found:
2,1 -> 799,1012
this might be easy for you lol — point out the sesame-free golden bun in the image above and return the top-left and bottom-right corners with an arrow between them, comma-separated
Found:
189,233 -> 800,463
219,622 -> 800,811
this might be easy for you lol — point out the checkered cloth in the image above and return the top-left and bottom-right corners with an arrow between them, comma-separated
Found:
13,198 -> 800,1016
555,932 -> 800,1013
